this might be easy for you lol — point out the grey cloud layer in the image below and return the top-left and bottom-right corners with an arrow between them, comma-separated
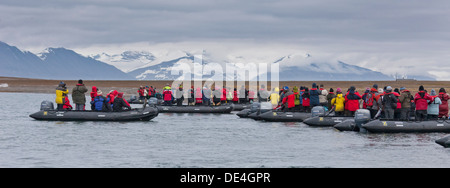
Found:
1,0 -> 450,79
2,0 -> 449,47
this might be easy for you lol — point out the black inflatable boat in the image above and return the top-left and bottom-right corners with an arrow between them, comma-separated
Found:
30,101 -> 158,121
333,109 -> 372,132
236,109 -> 252,118
436,135 -> 450,148
362,119 -> 450,133
156,105 -> 232,113
236,102 -> 263,118
30,108 -> 158,121
303,116 -> 354,127
258,111 -> 310,122
230,103 -> 251,111
333,119 -> 357,131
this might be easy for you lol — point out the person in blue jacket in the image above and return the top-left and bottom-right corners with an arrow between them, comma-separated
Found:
309,83 -> 321,107
92,90 -> 111,112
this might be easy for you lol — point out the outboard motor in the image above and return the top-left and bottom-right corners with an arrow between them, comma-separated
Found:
250,102 -> 261,113
311,106 -> 325,117
148,98 -> 158,107
40,100 -> 54,111
260,102 -> 272,114
129,95 -> 137,102
355,109 -> 371,133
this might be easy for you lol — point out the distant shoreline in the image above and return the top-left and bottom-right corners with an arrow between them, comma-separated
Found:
1,76 -> 450,98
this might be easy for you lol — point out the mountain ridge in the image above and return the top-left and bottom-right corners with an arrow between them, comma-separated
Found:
0,41 -> 436,81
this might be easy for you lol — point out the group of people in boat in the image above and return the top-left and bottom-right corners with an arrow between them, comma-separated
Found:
55,80 -> 131,112
55,80 -> 450,120
276,83 -> 450,121
137,84 -> 271,106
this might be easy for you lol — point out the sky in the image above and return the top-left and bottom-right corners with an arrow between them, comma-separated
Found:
1,0 -> 450,79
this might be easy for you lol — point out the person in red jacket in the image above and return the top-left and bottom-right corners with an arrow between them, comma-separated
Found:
107,90 -> 119,105
302,87 -> 311,112
90,86 -> 98,102
221,86 -> 227,104
232,88 -> 239,104
90,86 -> 98,110
63,97 -> 73,110
281,86 -> 296,112
195,88 -> 203,105
344,86 -> 362,117
439,88 -> 450,118
163,88 -> 173,106
414,85 -> 433,121
138,86 -> 145,100
248,89 -> 255,103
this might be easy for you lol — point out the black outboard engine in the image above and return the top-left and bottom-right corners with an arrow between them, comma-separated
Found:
129,95 -> 137,102
311,106 -> 325,117
355,109 -> 371,133
40,100 -> 54,111
250,102 -> 261,113
260,102 -> 272,114
148,98 -> 158,107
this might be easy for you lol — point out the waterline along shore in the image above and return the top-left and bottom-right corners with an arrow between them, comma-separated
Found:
2,76 -> 450,98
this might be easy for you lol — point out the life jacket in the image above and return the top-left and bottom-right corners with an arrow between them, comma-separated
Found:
302,97 -> 310,107
138,88 -> 145,97
365,88 -> 377,107
221,88 -> 227,101
248,90 -> 255,99
163,90 -> 172,101
63,97 -> 72,110
90,86 -> 98,101
148,88 -> 155,96
233,91 -> 239,102
282,91 -> 296,108
195,88 -> 203,103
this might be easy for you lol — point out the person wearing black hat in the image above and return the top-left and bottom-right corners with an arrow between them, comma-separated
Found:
326,88 -> 336,111
72,79 -> 88,111
414,85 -> 433,121
310,83 -> 321,107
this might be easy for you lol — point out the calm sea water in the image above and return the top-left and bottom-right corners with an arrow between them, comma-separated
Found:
0,92 -> 449,168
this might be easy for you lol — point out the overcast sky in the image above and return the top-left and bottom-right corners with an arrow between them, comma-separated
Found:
1,0 -> 450,79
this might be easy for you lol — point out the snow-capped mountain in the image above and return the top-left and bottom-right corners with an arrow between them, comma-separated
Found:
0,41 -> 435,81
91,51 -> 156,73
90,50 -> 192,73
0,41 -> 133,80
270,54 -> 392,81
120,52 -> 395,81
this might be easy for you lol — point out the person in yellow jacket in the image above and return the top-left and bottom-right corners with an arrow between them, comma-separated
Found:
331,88 -> 345,116
269,87 -> 280,108
56,82 -> 69,111
163,83 -> 172,91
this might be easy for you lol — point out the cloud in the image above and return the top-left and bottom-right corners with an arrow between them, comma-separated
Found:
1,0 -> 449,79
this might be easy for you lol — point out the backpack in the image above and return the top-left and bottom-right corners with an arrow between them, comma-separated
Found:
366,93 -> 375,107
94,96 -> 106,111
